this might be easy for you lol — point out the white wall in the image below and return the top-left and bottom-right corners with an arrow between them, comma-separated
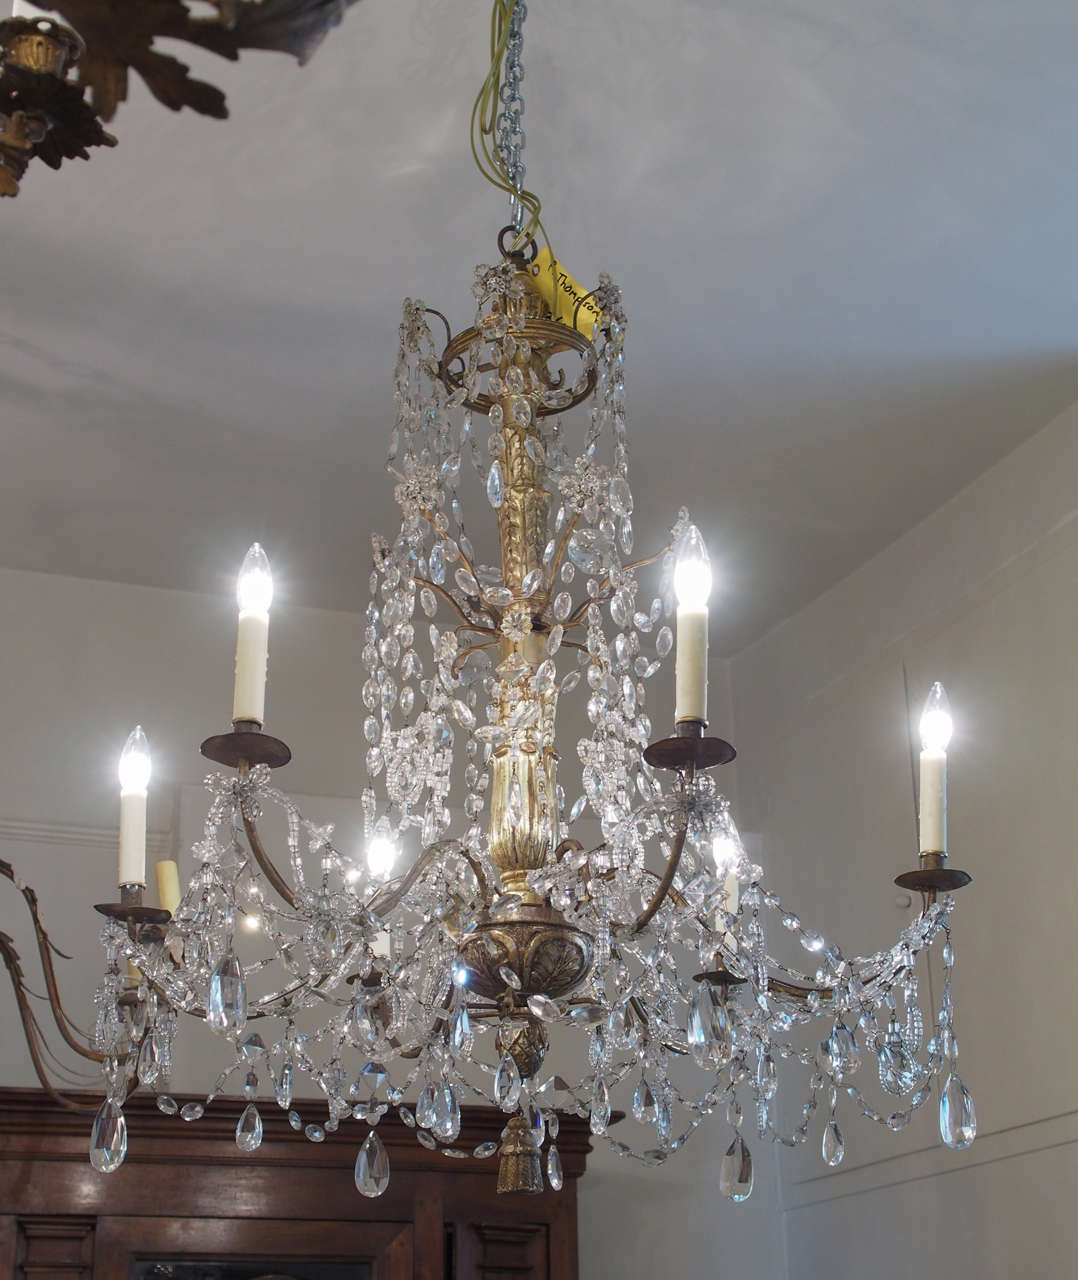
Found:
729,400 -> 1078,1278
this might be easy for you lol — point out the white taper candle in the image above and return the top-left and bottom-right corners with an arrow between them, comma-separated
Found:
232,543 -> 273,726
917,682 -> 952,853
117,726 -> 150,887
673,523 -> 712,724
155,859 -> 181,915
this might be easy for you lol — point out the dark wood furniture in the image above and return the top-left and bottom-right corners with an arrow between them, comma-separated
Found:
0,1088 -> 592,1278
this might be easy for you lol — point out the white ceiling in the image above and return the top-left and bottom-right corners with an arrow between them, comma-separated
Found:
2,0 -> 1077,653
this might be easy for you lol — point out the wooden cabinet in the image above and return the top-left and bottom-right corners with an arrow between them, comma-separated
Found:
0,1088 -> 590,1279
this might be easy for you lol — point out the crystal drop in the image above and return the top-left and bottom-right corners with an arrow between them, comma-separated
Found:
399,1106 -> 416,1128
430,543 -> 446,585
276,1060 -> 294,1110
546,1111 -> 559,1140
939,1073 -> 976,1149
449,1003 -> 471,1053
498,964 -> 522,991
521,568 -> 543,596
305,1123 -> 326,1143
546,1144 -> 564,1190
235,1103 -> 263,1153
527,994 -> 562,1021
495,1054 -> 522,1111
180,1102 -> 204,1122
568,1003 -> 606,1027
241,1033 -> 266,1060
719,1134 -> 754,1202
362,1061 -> 388,1091
633,1079 -> 657,1125
756,1053 -> 777,1100
288,1110 -> 303,1130
590,1080 -> 611,1135
206,950 -> 247,1035
137,1032 -> 160,1085
416,1128 -> 437,1150
433,1085 -> 461,1142
553,591 -> 572,621
89,1100 -> 127,1173
417,1084 -> 438,1130
473,1141 -> 498,1158
687,984 -> 732,1067
156,1095 -> 178,1116
355,1129 -> 391,1198
487,461 -> 504,509
609,475 -> 634,517
822,1116 -> 844,1166
569,795 -> 586,822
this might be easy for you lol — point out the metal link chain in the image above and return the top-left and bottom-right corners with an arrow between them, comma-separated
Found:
496,0 -> 527,232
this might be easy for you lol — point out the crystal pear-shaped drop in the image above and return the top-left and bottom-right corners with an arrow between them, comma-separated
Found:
495,1054 -> 522,1112
487,460 -> 504,509
355,1129 -> 391,1198
235,1103 -> 263,1153
719,1134 -> 753,1202
275,1059 -> 293,1110
433,1084 -> 461,1142
939,1073 -> 976,1149
633,1078 -> 657,1125
417,1082 -> 438,1130
590,1079 -> 611,1136
89,1099 -> 127,1173
137,1032 -> 160,1086
822,1115 -> 845,1166
449,1003 -> 471,1054
206,950 -> 247,1034
547,1144 -> 564,1191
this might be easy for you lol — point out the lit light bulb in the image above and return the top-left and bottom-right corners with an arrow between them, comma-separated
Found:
242,913 -> 261,932
118,725 -> 151,795
237,542 -> 273,618
674,524 -> 712,610
919,682 -> 953,753
453,963 -> 470,987
366,831 -> 399,880
711,812 -> 743,872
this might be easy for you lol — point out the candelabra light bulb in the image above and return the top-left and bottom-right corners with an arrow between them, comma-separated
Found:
674,523 -> 712,609
366,830 -> 399,880
919,681 -> 953,753
118,725 -> 151,795
712,811 -> 742,872
237,543 -> 273,617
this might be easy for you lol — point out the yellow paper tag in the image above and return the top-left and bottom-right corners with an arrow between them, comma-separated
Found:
531,248 -> 602,338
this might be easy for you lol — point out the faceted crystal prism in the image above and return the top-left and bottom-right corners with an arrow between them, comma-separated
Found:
546,1144 -> 564,1191
687,984 -> 732,1068
719,1134 -> 753,1202
355,1129 -> 391,1198
632,1078 -> 657,1125
89,1099 -> 127,1173
235,1103 -> 263,1153
939,1073 -> 976,1149
495,1054 -> 522,1112
206,951 -> 247,1034
822,1116 -> 844,1166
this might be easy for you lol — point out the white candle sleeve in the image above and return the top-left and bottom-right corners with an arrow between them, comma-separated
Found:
675,604 -> 708,723
155,859 -> 181,915
118,792 -> 147,886
233,610 -> 269,725
918,749 -> 947,853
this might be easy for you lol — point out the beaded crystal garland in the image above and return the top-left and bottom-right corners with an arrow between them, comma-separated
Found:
89,249 -> 976,1196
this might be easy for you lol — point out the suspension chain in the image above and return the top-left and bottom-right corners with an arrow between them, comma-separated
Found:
495,0 -> 527,232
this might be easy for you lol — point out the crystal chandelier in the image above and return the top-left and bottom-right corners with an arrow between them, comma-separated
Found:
11,0 -> 977,1198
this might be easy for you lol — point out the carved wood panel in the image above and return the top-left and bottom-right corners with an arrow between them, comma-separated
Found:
0,1089 -> 589,1280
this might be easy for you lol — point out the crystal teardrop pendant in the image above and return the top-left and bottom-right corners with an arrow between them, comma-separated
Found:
719,1134 -> 753,1202
590,1079 -> 611,1136
275,1059 -> 293,1110
206,950 -> 247,1034
449,1003 -> 471,1053
417,1082 -> 438,1130
822,1116 -> 844,1166
632,1078 -> 657,1125
487,460 -> 504,508
495,1054 -> 522,1111
939,1073 -> 976,1149
235,1103 -> 263,1153
89,1099 -> 127,1173
355,1129 -> 391,1198
546,1144 -> 564,1191
433,1084 -> 461,1142
137,1032 -> 160,1086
